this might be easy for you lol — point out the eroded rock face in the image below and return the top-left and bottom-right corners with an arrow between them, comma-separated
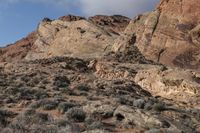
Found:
25,19 -> 116,60
0,32 -> 37,62
0,15 -> 130,62
90,60 -> 200,107
89,15 -> 131,34
134,66 -> 200,105
114,0 -> 200,69
58,15 -> 85,22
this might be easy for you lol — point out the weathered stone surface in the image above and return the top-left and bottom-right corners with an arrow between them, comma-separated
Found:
89,15 -> 130,34
113,0 -> 200,69
25,19 -> 116,60
83,101 -> 116,118
114,105 -> 163,128
134,66 -> 200,106
0,15 -> 131,62
58,15 -> 85,22
0,32 -> 37,62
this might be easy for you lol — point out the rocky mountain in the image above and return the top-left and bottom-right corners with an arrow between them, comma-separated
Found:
0,0 -> 200,133
0,15 -> 130,62
113,0 -> 200,69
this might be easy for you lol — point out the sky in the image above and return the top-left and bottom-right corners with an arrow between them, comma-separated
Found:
0,0 -> 160,46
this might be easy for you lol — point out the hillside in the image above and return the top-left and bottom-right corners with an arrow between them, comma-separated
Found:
0,0 -> 200,133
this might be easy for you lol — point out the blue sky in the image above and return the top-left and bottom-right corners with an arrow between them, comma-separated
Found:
0,0 -> 160,46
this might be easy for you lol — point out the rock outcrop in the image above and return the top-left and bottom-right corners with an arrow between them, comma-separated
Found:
89,15 -> 130,34
113,0 -> 200,69
25,19 -> 115,60
0,32 -> 37,62
58,15 -> 85,22
0,15 -> 130,62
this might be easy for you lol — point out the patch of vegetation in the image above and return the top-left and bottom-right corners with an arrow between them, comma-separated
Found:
74,84 -> 90,92
53,76 -> 70,88
58,102 -> 76,114
153,102 -> 166,112
66,107 -> 86,122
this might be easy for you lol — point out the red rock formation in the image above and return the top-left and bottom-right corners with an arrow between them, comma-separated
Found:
0,32 -> 37,62
58,15 -> 85,22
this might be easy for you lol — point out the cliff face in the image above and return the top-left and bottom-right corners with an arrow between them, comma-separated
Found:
0,15 -> 130,62
25,19 -> 115,60
113,0 -> 200,69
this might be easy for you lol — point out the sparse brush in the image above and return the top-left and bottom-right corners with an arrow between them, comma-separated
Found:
58,102 -> 76,114
66,107 -> 86,122
153,102 -> 166,112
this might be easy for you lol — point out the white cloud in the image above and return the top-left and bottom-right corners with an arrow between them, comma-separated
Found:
79,0 -> 160,17
0,0 -> 160,17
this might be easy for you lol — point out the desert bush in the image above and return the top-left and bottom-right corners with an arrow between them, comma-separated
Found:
30,125 -> 58,133
117,96 -> 133,106
29,99 -> 58,110
42,104 -> 57,110
86,121 -> 104,131
133,99 -> 145,109
40,100 -> 58,110
153,102 -> 166,112
74,84 -> 90,92
58,102 -> 76,114
66,107 -> 86,122
0,109 -> 16,128
6,87 -> 48,100
23,108 -> 36,116
53,76 -> 70,88
20,75 -> 30,82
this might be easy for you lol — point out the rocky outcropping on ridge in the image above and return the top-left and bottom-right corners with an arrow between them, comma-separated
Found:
0,31 -> 37,62
113,0 -> 200,69
89,15 -> 131,34
0,15 -> 130,62
58,15 -> 86,22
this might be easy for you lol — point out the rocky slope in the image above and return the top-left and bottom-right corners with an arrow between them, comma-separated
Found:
0,32 -> 37,62
0,57 -> 199,133
0,0 -> 200,133
113,0 -> 200,69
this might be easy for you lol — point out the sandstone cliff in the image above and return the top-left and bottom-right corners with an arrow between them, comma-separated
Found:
113,0 -> 200,69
